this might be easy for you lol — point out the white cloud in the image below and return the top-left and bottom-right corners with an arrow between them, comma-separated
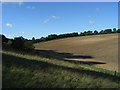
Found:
88,20 -> 95,25
6,23 -> 12,28
44,19 -> 49,24
40,15 -> 59,24
7,34 -> 17,37
112,24 -> 118,27
22,32 -> 32,35
52,16 -> 57,19
22,32 -> 25,34
8,35 -> 11,37
26,6 -> 35,9
42,16 -> 58,24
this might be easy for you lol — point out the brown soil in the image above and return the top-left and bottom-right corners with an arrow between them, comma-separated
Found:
34,34 -> 119,71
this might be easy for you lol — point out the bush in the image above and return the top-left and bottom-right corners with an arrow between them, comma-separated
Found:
7,40 -> 12,47
23,41 -> 35,51
11,37 -> 24,50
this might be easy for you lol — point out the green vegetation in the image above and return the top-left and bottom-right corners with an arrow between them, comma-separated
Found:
32,28 -> 120,43
1,28 -> 120,88
2,49 -> 120,88
2,36 -> 35,51
1,28 -> 120,44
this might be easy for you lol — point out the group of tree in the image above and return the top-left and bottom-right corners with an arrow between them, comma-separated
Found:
33,28 -> 120,43
1,28 -> 120,50
1,35 -> 35,51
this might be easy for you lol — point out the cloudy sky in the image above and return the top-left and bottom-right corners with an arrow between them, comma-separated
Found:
2,2 -> 118,39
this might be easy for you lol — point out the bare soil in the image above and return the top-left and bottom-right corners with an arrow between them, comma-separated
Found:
34,34 -> 119,71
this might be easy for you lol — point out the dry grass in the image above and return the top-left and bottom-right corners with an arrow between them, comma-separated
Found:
2,50 -> 120,88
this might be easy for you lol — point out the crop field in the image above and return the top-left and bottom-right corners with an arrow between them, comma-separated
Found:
34,34 -> 119,72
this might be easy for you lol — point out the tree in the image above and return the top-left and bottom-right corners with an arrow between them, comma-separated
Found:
72,32 -> 79,37
58,34 -> 64,38
117,29 -> 120,33
7,40 -> 12,46
40,37 -> 46,41
1,34 -> 9,43
83,31 -> 88,36
88,31 -> 92,35
11,37 -> 24,50
32,37 -> 35,43
99,30 -> 104,34
113,28 -> 117,33
94,30 -> 98,35
32,37 -> 35,41
23,41 -> 35,51
104,29 -> 112,34
80,32 -> 85,36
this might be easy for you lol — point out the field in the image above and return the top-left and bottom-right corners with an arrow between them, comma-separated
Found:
3,33 -> 120,88
34,34 -> 119,72
2,49 -> 120,88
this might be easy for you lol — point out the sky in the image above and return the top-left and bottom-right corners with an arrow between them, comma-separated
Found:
2,2 -> 118,39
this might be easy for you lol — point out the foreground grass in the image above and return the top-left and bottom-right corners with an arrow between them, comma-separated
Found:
2,50 -> 120,88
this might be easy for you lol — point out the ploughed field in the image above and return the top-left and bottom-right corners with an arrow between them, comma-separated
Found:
34,34 -> 119,72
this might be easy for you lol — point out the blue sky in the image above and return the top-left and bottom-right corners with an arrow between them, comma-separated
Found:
2,2 -> 118,39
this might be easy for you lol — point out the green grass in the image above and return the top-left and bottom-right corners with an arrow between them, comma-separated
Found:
2,49 -> 120,88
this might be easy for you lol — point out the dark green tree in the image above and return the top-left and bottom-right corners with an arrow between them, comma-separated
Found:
32,37 -> 35,41
23,41 -> 35,51
72,32 -> 79,37
117,29 -> 120,33
94,30 -> 98,35
7,40 -> 12,47
99,30 -> 104,34
80,32 -> 85,36
113,28 -> 117,33
104,29 -> 112,34
1,34 -> 9,43
11,37 -> 24,50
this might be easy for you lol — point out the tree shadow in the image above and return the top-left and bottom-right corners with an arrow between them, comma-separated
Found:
64,60 -> 106,65
2,53 -> 119,84
35,49 -> 106,66
35,49 -> 93,59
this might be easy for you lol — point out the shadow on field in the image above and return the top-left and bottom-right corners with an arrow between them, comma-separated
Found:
3,52 -> 119,84
35,49 -> 93,59
64,60 -> 106,65
35,49 -> 106,65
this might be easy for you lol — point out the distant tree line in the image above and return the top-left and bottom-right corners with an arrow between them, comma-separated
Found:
1,35 -> 35,51
32,28 -> 120,43
1,28 -> 120,51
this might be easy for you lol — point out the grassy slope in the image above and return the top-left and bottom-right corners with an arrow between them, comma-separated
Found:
2,50 -> 120,88
34,34 -> 118,71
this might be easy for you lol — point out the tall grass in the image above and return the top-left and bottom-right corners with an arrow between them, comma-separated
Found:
2,50 -> 120,88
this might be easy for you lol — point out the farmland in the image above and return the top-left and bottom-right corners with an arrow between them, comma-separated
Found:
2,33 -> 120,88
34,34 -> 119,71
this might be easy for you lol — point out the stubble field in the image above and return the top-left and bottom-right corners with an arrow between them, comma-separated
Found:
34,34 -> 119,71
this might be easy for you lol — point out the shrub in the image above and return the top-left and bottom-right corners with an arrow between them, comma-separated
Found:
23,41 -> 35,51
11,37 -> 24,50
7,40 -> 12,47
